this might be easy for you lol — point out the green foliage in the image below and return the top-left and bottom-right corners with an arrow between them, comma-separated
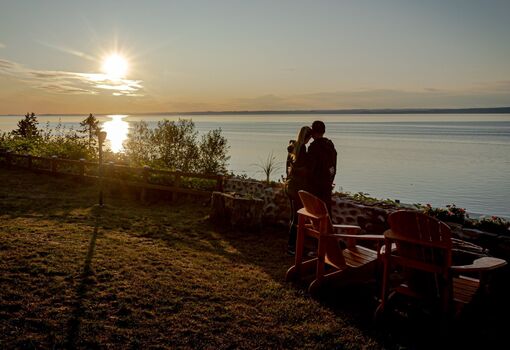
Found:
422,203 -> 467,224
336,191 -> 400,207
421,203 -> 509,235
124,119 -> 229,174
3,112 -> 42,153
37,122 -> 95,160
252,151 -> 282,184
123,121 -> 155,165
2,115 -> 229,176
152,119 -> 200,172
198,129 -> 230,174
0,114 -> 95,160
471,216 -> 510,235
11,112 -> 40,139
80,113 -> 100,149
0,131 -> 37,154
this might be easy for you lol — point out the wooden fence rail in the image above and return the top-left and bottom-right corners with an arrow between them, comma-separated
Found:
0,151 -> 224,198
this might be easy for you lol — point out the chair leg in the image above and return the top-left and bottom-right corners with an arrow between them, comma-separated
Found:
286,258 -> 318,281
292,214 -> 306,278
316,236 -> 326,283
376,254 -> 391,317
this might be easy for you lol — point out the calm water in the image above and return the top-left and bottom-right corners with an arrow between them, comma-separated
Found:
1,113 -> 509,218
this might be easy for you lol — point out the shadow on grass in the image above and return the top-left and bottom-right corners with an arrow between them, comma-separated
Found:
3,167 -> 509,349
65,211 -> 100,349
296,266 -> 510,350
213,222 -> 510,349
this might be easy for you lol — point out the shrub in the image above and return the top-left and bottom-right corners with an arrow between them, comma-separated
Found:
423,203 -> 467,225
198,129 -> 230,175
474,216 -> 510,235
335,191 -> 400,207
124,118 -> 229,175
252,151 -> 282,184
1,114 -> 94,160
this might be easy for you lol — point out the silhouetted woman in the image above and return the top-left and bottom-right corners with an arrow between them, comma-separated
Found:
285,126 -> 312,255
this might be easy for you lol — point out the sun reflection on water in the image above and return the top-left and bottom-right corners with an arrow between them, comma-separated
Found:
102,115 -> 129,152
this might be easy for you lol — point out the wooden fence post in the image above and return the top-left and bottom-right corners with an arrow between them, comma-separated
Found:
79,158 -> 86,178
216,175 -> 224,192
141,165 -> 150,202
5,151 -> 11,167
172,173 -> 181,201
108,161 -> 115,178
27,154 -> 32,170
51,155 -> 58,174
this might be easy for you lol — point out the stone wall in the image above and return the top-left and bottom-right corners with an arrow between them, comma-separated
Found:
223,178 -> 510,260
223,178 -> 394,233
223,179 -> 290,224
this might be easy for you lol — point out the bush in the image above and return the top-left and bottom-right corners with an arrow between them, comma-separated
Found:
421,204 -> 509,235
473,216 -> 510,235
423,203 -> 467,225
124,119 -> 229,175
1,115 -> 94,160
37,122 -> 95,160
335,191 -> 401,207
198,129 -> 230,175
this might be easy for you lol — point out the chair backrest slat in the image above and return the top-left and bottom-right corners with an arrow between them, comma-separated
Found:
298,190 -> 346,267
386,210 -> 453,298
298,191 -> 334,234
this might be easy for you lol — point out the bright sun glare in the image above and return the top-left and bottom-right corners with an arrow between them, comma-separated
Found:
102,115 -> 129,152
101,54 -> 128,80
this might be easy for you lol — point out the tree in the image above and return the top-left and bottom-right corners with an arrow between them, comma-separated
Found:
123,121 -> 155,165
151,119 -> 200,172
198,128 -> 230,174
124,118 -> 230,174
80,113 -> 99,149
11,112 -> 40,139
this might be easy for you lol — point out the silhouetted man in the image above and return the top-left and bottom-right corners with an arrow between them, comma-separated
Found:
308,120 -> 337,215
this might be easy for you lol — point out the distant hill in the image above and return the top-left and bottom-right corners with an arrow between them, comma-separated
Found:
167,107 -> 510,115
7,106 -> 510,116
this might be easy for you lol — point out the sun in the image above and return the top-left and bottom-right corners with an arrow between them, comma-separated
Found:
101,54 -> 128,80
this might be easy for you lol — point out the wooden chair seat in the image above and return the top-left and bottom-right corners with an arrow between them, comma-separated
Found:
343,245 -> 379,268
452,276 -> 479,305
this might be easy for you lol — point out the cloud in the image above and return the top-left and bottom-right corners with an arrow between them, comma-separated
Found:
0,43 -> 6,49
0,57 -> 143,96
35,41 -> 96,61
0,59 -> 17,69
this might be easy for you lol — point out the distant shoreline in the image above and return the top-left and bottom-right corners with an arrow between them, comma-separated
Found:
1,106 -> 510,117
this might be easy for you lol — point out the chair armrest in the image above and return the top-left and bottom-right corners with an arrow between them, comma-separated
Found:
329,233 -> 385,241
332,224 -> 361,234
451,257 -> 507,273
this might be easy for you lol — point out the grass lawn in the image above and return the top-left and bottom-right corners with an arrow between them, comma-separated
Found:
0,167 -> 508,349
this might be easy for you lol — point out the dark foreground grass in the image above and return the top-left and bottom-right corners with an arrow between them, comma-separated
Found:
0,167 -> 508,349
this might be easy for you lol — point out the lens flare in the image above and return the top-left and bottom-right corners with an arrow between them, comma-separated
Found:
101,54 -> 128,80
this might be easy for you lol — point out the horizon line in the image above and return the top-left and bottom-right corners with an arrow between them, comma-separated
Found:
1,106 -> 510,117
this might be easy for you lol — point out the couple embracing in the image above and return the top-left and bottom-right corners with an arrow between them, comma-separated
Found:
285,120 -> 337,255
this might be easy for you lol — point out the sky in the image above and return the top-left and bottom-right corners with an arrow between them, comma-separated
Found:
0,0 -> 509,114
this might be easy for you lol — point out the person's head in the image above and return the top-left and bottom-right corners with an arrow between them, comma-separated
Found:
291,126 -> 312,160
297,126 -> 312,145
311,120 -> 326,139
